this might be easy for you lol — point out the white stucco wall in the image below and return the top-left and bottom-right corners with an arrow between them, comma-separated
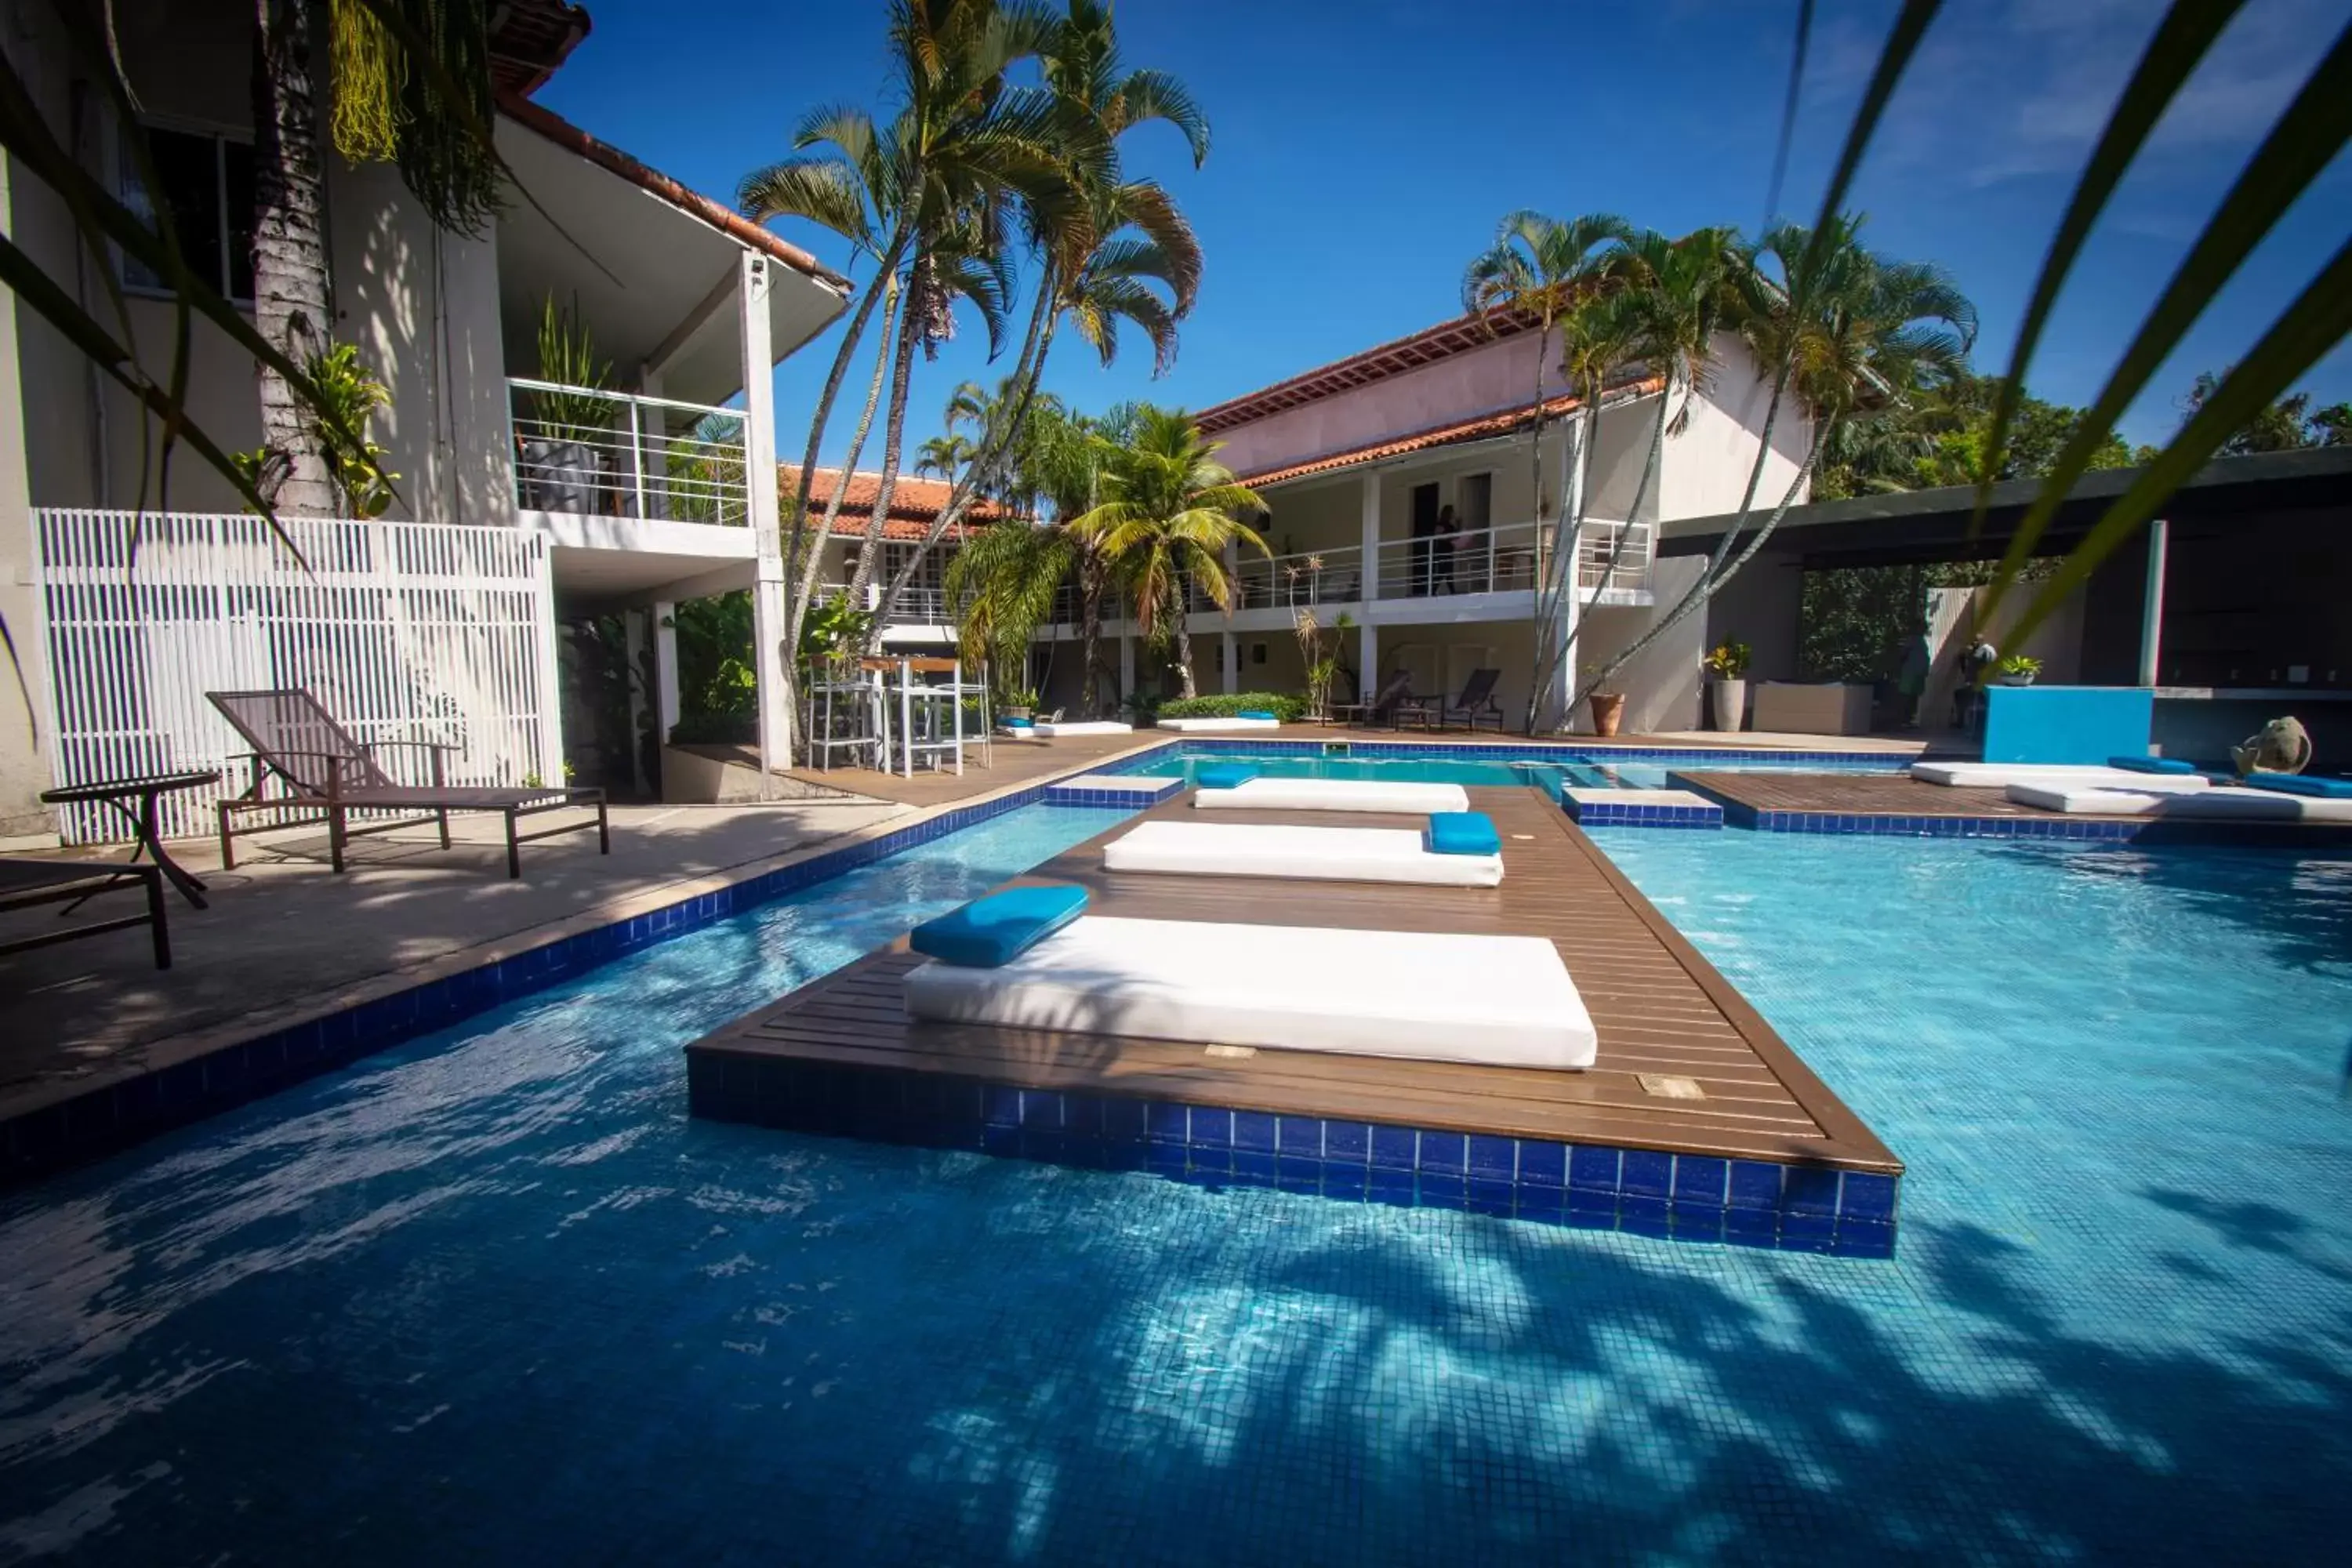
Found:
0,145 -> 55,839
1700,546 -> 1806,684
1213,328 -> 1570,478
1657,332 -> 1813,524
328,159 -> 512,527
1568,562 -> 1708,735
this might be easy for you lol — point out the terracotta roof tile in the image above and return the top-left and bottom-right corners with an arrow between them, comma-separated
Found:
782,467 -> 1010,540
487,0 -> 591,98
1240,378 -> 1662,488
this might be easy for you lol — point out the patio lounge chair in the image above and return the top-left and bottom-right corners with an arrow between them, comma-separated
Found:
208,689 -> 608,878
0,858 -> 169,969
1396,668 -> 1505,733
1330,670 -> 1415,728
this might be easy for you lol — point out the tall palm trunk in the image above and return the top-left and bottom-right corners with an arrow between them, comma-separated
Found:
782,228 -> 912,653
1171,611 -> 1199,700
794,278 -> 900,630
1077,555 -> 1109,717
251,0 -> 335,515
840,260 -> 924,610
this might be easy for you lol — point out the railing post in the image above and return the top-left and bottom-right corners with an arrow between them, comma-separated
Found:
626,395 -> 647,520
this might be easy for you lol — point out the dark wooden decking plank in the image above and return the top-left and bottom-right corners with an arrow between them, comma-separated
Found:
692,786 -> 1902,1174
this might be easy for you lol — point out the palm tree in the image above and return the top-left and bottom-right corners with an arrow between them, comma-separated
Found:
864,0 -> 1208,645
915,432 -> 978,483
1567,218 -> 1974,717
1067,407 -> 1267,699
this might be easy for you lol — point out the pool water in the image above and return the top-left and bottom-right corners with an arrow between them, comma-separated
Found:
1131,744 -> 1906,791
4,808 -> 2351,1562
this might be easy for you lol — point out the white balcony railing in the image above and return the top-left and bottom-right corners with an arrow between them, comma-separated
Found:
1368,518 -> 1653,601
1207,544 -> 1365,612
817,579 -> 951,627
508,379 -> 750,526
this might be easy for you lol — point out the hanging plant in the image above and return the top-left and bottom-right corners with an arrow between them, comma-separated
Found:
328,0 -> 403,164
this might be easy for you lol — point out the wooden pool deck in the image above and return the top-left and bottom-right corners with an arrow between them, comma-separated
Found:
688,786 -> 1905,1254
1674,770 -> 2352,844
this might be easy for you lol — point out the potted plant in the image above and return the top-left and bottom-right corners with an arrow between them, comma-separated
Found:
1581,663 -> 1627,738
1000,685 -> 1038,722
1703,640 -> 1751,732
1995,654 -> 2042,688
522,294 -> 615,514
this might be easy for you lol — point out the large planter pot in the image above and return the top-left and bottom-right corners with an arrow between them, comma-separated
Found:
521,437 -> 603,514
1706,677 -> 1748,732
1588,691 -> 1627,738
1994,672 -> 2037,687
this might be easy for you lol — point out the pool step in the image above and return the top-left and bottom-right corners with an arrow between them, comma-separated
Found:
1563,787 -> 1724,829
1043,772 -> 1184,809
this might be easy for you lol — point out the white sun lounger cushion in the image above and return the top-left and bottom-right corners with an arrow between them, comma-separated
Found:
1911,761 -> 2211,791
2005,783 -> 2352,821
1029,720 -> 1133,738
903,915 -> 1595,1069
1192,777 -> 1471,814
1154,716 -> 1281,731
1102,820 -> 1504,887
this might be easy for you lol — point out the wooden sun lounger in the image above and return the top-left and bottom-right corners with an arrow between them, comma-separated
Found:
0,858 -> 169,969
208,688 -> 608,878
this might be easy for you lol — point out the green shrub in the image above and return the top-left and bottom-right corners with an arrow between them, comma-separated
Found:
1155,691 -> 1305,724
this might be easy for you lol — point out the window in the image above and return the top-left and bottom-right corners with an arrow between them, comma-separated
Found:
120,124 -> 256,301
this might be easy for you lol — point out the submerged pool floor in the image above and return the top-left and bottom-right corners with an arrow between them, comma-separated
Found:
2,806 -> 2349,1563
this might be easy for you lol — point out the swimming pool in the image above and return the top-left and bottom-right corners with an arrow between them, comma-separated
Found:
1129,742 -> 1908,791
2,804 -> 2348,1561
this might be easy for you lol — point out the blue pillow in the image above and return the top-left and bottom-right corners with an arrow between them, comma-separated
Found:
1196,763 -> 1258,790
910,884 -> 1088,967
2108,754 -> 2195,774
1003,717 -> 1034,729
1236,710 -> 1277,721
1425,811 -> 1501,856
2241,772 -> 2352,800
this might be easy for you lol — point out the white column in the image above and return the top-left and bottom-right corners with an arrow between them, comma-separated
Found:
2138,517 -> 2168,688
623,608 -> 652,794
653,598 -> 681,744
739,251 -> 788,796
1359,472 -> 1381,601
1358,620 -> 1378,704
1221,632 -> 1239,695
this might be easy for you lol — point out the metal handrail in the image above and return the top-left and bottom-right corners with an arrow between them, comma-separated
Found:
508,379 -> 750,526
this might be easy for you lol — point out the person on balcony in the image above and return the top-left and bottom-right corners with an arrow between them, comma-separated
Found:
1434,505 -> 1465,593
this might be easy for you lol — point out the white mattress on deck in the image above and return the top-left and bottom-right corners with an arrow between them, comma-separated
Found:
1192,777 -> 1471,814
1102,820 -> 1503,887
2005,783 -> 2352,820
1912,761 -> 2211,791
1029,720 -> 1133,738
902,915 -> 1595,1069
1155,716 -> 1280,731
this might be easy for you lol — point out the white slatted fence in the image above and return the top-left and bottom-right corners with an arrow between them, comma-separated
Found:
32,509 -> 564,844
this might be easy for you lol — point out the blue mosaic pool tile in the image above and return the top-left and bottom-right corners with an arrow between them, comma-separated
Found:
1418,1131 -> 1468,1178
1516,1140 -> 1567,1189
1672,1155 -> 1729,1206
1369,1126 -> 1418,1171
1275,1156 -> 1323,1193
1570,1144 -> 1622,1192
1323,1163 -> 1368,1201
1784,1166 -> 1844,1217
1468,1179 -> 1517,1217
1101,1095 -> 1147,1141
1230,1150 -> 1276,1187
1367,1167 -> 1418,1206
1466,1134 -> 1516,1181
1621,1149 -> 1673,1199
1839,1171 -> 1900,1221
1276,1116 -> 1321,1156
1188,1107 -> 1233,1149
1146,1102 -> 1189,1143
1324,1121 -> 1370,1163
1728,1160 -> 1785,1211
1232,1110 -> 1278,1152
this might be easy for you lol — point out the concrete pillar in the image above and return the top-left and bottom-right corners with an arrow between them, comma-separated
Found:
2139,517 -> 2168,688
739,252 -> 789,793
1221,631 -> 1238,695
1359,472 -> 1381,601
653,598 -> 681,744
1357,620 -> 1378,702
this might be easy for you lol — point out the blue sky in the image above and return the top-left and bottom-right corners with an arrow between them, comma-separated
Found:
539,0 -> 2352,463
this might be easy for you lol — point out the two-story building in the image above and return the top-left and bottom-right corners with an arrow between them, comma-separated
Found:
1,0 -> 862,838
1033,307 -> 1813,731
